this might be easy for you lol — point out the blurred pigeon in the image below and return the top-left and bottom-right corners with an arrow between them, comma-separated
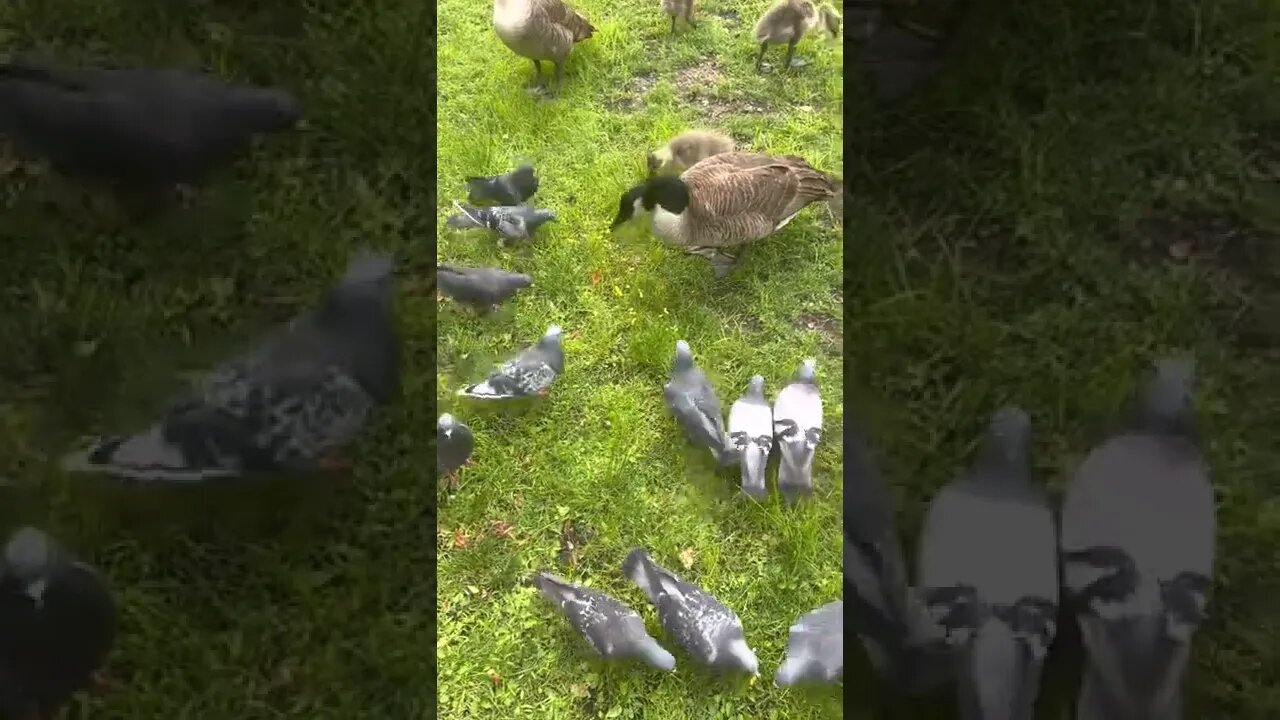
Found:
844,419 -> 952,694
622,548 -> 759,675
0,527 -> 117,720
917,407 -> 1059,719
773,359 -> 823,501
464,164 -> 539,205
437,264 -> 532,312
437,414 -> 474,485
457,325 -> 564,399
532,571 -> 676,671
445,204 -> 557,242
727,375 -> 773,499
1060,357 -> 1215,720
775,600 -> 843,687
0,57 -> 301,192
663,340 -> 733,466
62,249 -> 400,483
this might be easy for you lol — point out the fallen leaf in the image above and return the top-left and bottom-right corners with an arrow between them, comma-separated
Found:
452,528 -> 472,549
489,671 -> 503,686
679,547 -> 697,570
490,520 -> 515,539
589,271 -> 603,285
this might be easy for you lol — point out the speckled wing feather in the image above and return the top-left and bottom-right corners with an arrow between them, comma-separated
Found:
535,573 -> 644,657
664,370 -> 727,455
650,568 -> 738,663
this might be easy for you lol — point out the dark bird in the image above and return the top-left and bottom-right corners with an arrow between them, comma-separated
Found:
0,57 -> 301,196
464,164 -> 540,206
437,264 -> 533,312
0,527 -> 117,720
663,340 -> 733,466
533,571 -> 676,671
775,600 -> 843,687
62,249 -> 400,483
1060,357 -> 1215,720
437,414 -> 475,487
444,204 -> 557,242
844,419 -> 953,694
917,407 -> 1060,719
457,325 -> 564,399
622,548 -> 759,675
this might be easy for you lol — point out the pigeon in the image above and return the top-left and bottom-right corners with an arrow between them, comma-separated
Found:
916,407 -> 1060,719
0,57 -> 301,192
844,418 -> 952,694
775,600 -> 843,687
436,414 -> 475,486
532,571 -> 676,671
464,164 -> 539,205
444,204 -> 557,242
622,548 -> 759,675
663,340 -> 733,466
773,358 -> 823,501
437,264 -> 532,312
0,527 -> 117,720
457,325 -> 564,399
727,375 -> 773,499
62,249 -> 400,483
1060,356 -> 1215,720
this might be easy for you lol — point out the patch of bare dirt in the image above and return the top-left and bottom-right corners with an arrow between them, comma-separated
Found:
674,60 -> 773,121
710,8 -> 741,27
604,70 -> 658,112
796,312 -> 842,350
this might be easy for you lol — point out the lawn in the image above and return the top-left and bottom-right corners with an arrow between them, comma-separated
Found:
434,0 -> 844,717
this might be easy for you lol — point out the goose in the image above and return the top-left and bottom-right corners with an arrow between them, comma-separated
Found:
661,0 -> 697,34
752,0 -> 842,71
646,129 -> 736,177
493,0 -> 596,92
610,151 -> 840,276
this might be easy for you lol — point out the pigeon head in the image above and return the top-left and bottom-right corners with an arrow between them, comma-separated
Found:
509,164 -> 539,195
629,633 -> 677,672
507,273 -> 534,290
644,176 -> 691,215
979,405 -> 1031,473
672,340 -> 695,372
438,414 -> 456,433
2,526 -> 56,590
540,325 -> 564,348
610,183 -> 648,230
746,374 -> 765,399
793,358 -> 818,385
721,634 -> 760,676
229,87 -> 303,134
1138,355 -> 1196,435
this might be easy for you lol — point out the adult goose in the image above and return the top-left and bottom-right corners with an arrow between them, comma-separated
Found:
492,0 -> 595,92
610,152 -> 839,276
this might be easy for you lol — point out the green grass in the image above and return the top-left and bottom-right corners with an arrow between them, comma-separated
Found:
435,0 -> 844,717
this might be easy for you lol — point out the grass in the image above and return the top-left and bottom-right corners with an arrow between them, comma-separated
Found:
435,0 -> 843,717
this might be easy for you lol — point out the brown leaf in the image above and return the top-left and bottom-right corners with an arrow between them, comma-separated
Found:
589,271 -> 603,285
679,547 -> 697,570
490,520 -> 515,539
452,528 -> 472,549
489,671 -> 503,686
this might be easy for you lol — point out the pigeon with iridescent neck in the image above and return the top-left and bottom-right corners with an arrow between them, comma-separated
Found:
917,407 -> 1059,720
1061,356 -> 1215,720
0,527 -> 117,720
773,358 -> 823,501
457,325 -> 564,399
533,571 -> 676,671
775,600 -> 843,687
727,375 -> 773,499
622,547 -> 759,675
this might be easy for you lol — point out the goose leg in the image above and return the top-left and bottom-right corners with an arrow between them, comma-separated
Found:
709,252 -> 737,278
755,43 -> 767,71
553,61 -> 565,92
671,15 -> 677,34
530,59 -> 544,87
685,2 -> 696,27
784,38 -> 798,70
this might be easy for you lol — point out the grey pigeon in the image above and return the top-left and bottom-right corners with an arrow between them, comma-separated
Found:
917,407 -> 1060,720
622,548 -> 759,675
844,419 -> 953,694
445,204 -> 557,242
0,527 -> 117,720
775,600 -> 844,687
464,164 -> 540,205
532,571 -> 676,671
457,325 -> 564,399
773,359 -> 823,501
437,264 -> 532,312
437,414 -> 475,482
727,375 -> 773,499
0,57 -> 300,190
62,249 -> 400,483
663,340 -> 733,466
1060,357 -> 1215,720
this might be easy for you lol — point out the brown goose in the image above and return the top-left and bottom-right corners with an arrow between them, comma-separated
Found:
753,0 -> 841,71
646,130 -> 736,177
661,0 -> 697,34
610,152 -> 840,276
493,0 -> 596,91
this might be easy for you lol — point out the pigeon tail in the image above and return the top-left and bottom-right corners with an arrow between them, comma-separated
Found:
739,449 -> 767,499
61,426 -> 240,484
621,547 -> 659,603
634,636 -> 677,672
963,617 -> 1023,718
456,380 -> 513,399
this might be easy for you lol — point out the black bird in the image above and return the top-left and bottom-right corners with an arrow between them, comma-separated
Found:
464,164 -> 539,205
437,264 -> 533,312
0,527 -> 117,720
